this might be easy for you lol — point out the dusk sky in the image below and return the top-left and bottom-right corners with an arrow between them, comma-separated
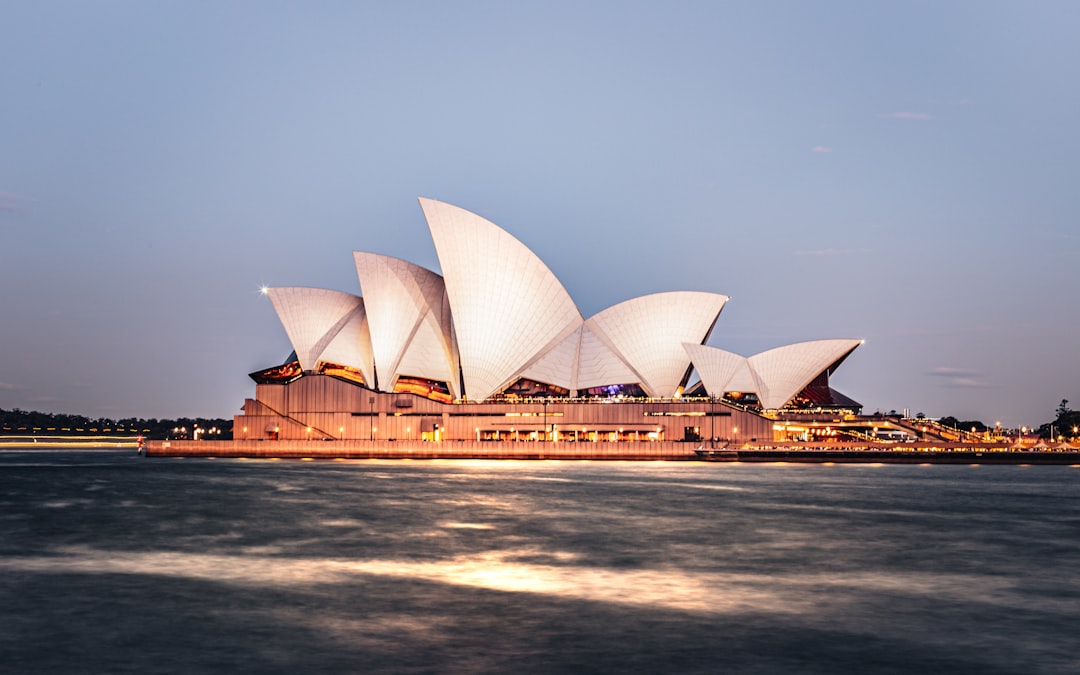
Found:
2,1 -> 1077,427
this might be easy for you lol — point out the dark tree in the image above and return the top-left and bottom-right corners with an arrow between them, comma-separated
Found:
1040,399 -> 1080,439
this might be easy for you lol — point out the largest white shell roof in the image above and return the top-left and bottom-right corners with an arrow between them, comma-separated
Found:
264,198 -> 855,403
420,198 -> 585,401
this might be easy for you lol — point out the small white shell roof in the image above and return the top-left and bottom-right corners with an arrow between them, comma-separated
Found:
353,252 -> 457,397
748,339 -> 861,409
420,197 -> 583,401
686,339 -> 862,409
266,287 -> 371,376
514,324 -> 583,392
725,361 -> 758,393
317,308 -> 374,385
514,322 -> 642,394
587,291 -> 728,398
682,343 -> 745,395
574,324 -> 641,392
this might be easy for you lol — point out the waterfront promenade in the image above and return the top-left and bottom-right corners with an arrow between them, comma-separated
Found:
146,439 -> 1080,464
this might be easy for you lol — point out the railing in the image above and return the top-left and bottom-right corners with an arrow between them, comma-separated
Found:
904,418 -> 985,443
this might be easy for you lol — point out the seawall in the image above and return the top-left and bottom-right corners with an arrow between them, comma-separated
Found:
147,439 -> 698,460
145,440 -> 1080,464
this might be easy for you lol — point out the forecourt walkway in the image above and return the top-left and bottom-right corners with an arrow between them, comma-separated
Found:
147,440 -> 1080,464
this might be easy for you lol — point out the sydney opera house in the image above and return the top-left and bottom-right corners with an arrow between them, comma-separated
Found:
234,198 -> 862,445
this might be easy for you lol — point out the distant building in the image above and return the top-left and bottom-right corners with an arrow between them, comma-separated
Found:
236,199 -> 862,442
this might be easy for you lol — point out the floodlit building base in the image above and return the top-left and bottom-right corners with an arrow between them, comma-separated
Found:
230,374 -> 773,446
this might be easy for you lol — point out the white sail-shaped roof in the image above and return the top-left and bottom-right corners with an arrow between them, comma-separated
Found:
682,343 -> 746,395
420,197 -> 583,401
725,360 -> 758,393
514,324 -> 582,393
353,252 -> 457,396
255,200 -> 866,408
747,339 -> 862,409
586,292 -> 728,398
574,324 -> 642,392
317,306 -> 375,384
266,287 -> 368,372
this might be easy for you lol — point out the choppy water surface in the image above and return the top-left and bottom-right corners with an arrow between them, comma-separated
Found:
1,452 -> 1078,674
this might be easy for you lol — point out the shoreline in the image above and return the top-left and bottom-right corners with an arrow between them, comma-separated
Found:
143,440 -> 1080,465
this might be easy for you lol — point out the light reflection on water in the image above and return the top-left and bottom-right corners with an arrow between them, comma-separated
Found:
5,544 -> 1060,618
1,452 -> 1078,674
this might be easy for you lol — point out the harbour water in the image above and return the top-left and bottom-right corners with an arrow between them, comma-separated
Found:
1,450 -> 1078,673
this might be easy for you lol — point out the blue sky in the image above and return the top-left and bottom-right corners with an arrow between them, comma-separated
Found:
1,1 -> 1077,427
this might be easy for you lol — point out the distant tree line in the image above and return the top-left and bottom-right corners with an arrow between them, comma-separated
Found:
936,416 -> 990,433
1038,399 -> 1080,440
935,399 -> 1079,439
0,408 -> 233,440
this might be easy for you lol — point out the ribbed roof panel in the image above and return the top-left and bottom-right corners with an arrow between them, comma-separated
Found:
515,325 -> 581,392
266,287 -> 368,372
353,252 -> 456,395
725,360 -> 758,393
575,324 -> 641,392
420,198 -> 583,401
587,292 -> 728,398
682,343 -> 746,397
318,304 -> 375,384
747,339 -> 863,409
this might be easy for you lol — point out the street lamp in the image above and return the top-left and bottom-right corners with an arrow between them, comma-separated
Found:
369,396 -> 375,441
710,396 -> 716,449
543,397 -> 549,442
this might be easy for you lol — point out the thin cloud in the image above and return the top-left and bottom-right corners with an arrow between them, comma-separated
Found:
880,112 -> 931,121
811,146 -> 833,153
940,378 -> 992,389
0,381 -> 24,391
928,367 -> 977,377
927,367 -> 991,389
794,248 -> 867,256
0,190 -> 35,213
